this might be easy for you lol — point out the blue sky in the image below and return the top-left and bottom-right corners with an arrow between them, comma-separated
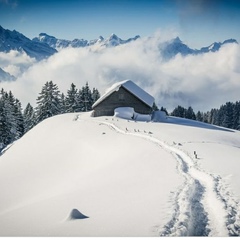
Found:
1,0 -> 240,48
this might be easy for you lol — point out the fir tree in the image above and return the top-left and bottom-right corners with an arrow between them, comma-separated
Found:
171,105 -> 185,118
35,81 -> 61,123
0,96 -> 9,149
92,87 -> 100,104
222,102 -> 234,128
65,83 -> 79,113
196,111 -> 203,122
23,103 -> 36,133
59,93 -> 66,114
4,91 -> 18,143
0,89 -> 24,149
78,82 -> 93,112
14,98 -> 24,139
233,101 -> 240,130
185,106 -> 196,120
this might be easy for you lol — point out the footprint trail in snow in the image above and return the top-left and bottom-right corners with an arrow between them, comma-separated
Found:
98,120 -> 240,237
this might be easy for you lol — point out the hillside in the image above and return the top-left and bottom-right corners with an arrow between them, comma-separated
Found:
0,112 -> 240,236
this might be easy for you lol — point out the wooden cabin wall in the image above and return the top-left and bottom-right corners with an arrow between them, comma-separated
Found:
93,87 -> 152,117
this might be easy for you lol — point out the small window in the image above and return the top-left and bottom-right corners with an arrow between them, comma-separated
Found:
119,94 -> 124,101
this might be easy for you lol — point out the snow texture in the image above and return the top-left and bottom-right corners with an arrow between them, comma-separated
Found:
0,112 -> 240,236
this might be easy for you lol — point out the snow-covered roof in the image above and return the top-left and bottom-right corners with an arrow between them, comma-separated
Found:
92,80 -> 154,108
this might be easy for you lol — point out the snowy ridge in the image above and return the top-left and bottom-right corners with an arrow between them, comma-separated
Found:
32,33 -> 140,50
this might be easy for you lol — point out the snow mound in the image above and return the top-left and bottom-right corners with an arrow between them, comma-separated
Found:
114,107 -> 151,121
68,209 -> 89,220
114,107 -> 135,120
152,110 -> 167,122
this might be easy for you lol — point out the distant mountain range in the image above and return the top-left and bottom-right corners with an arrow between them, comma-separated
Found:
32,32 -> 141,49
160,37 -> 238,59
0,25 -> 238,81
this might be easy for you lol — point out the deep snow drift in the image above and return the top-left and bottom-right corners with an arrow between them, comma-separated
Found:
0,112 -> 240,236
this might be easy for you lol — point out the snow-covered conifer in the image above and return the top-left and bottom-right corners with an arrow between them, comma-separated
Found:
78,82 -> 93,112
23,103 -> 36,133
92,88 -> 100,104
65,83 -> 79,113
35,81 -> 61,123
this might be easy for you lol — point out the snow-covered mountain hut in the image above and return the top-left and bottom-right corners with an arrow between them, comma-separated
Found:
92,80 -> 154,117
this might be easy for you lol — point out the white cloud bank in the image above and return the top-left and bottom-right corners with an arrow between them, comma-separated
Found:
0,50 -> 36,76
1,32 -> 240,112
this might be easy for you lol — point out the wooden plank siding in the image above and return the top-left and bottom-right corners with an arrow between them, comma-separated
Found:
92,86 -> 153,117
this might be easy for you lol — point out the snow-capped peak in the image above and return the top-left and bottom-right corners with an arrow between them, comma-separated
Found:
98,36 -> 104,42
109,33 -> 119,41
0,26 -> 57,60
200,39 -> 238,53
172,36 -> 182,44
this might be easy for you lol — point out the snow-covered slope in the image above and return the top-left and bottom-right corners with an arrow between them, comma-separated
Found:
0,112 -> 240,236
0,26 -> 57,60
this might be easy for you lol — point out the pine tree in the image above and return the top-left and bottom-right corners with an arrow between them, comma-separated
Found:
233,101 -> 240,130
0,96 -> 8,150
171,105 -> 185,118
4,91 -> 18,143
208,109 -> 218,125
185,106 -> 196,120
92,87 -> 100,104
196,111 -> 203,122
35,81 -> 61,123
222,102 -> 234,128
65,83 -> 78,113
78,82 -> 93,112
23,103 -> 36,133
14,98 -> 24,139
76,88 -> 84,112
59,93 -> 66,114
0,89 -> 23,148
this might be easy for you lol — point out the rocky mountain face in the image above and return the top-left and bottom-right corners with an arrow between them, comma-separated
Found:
0,25 -> 57,61
0,67 -> 16,82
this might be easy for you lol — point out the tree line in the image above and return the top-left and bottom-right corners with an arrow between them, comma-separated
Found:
0,81 -> 100,151
1,81 -> 240,152
170,101 -> 240,130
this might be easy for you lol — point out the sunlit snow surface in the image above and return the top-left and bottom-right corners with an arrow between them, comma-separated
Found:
0,112 -> 240,236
